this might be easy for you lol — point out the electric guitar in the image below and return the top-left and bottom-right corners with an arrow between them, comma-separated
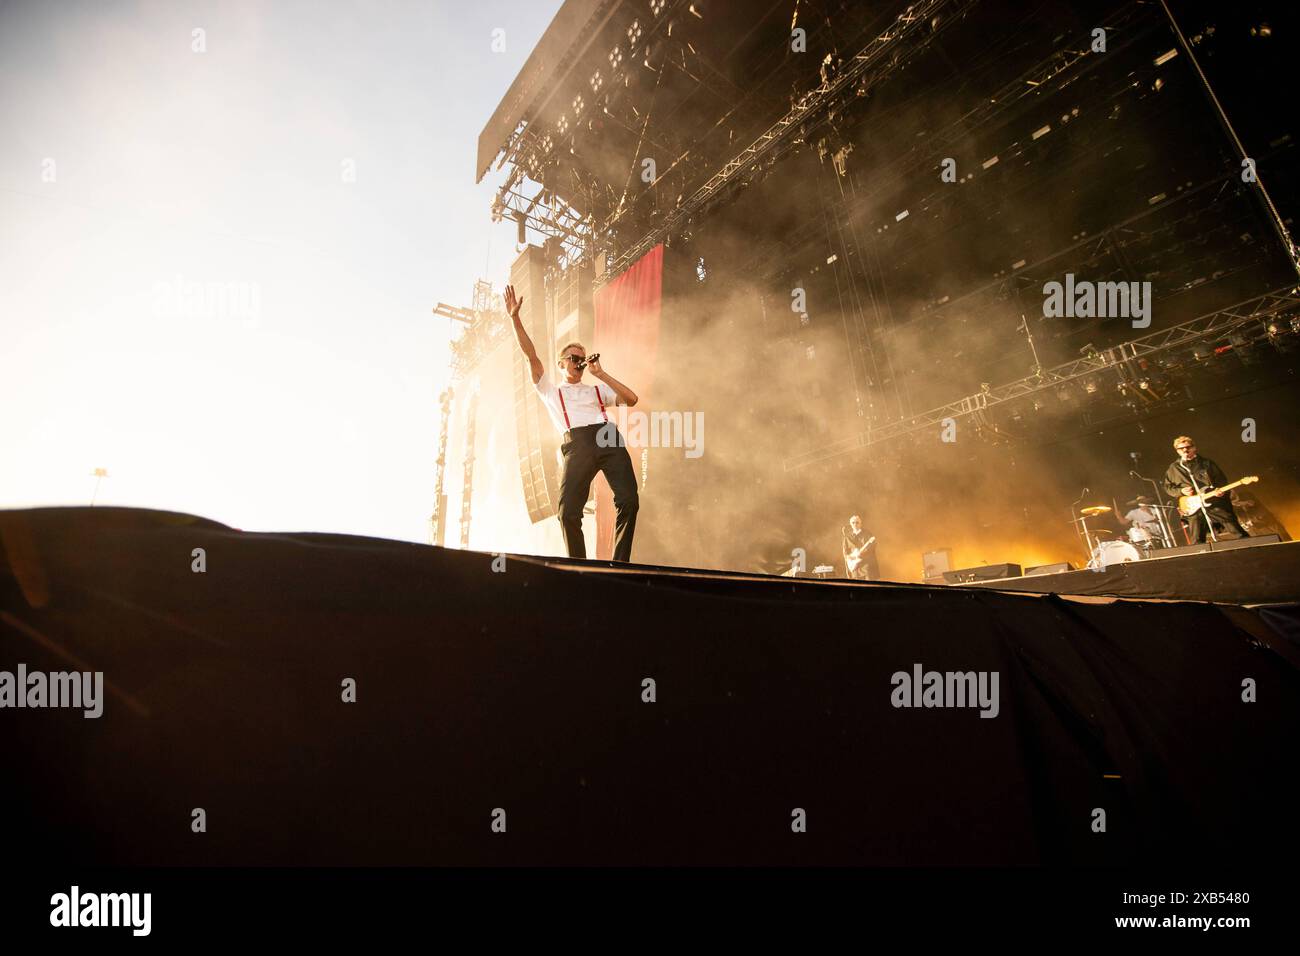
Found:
845,536 -> 876,574
1177,476 -> 1259,517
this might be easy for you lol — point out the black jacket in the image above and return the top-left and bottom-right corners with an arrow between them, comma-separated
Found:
1162,455 -> 1229,499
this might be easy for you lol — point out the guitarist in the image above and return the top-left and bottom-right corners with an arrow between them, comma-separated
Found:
1161,435 -> 1249,543
842,514 -> 878,580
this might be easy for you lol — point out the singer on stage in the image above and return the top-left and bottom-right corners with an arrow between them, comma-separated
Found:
505,284 -> 641,562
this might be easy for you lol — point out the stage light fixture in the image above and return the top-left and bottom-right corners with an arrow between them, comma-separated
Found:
689,1 -> 705,18
627,20 -> 642,44
650,0 -> 666,15
589,69 -> 603,93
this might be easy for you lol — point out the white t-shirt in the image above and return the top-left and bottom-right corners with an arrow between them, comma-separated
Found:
534,372 -> 616,433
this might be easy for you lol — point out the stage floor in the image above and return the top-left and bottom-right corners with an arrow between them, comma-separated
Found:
958,538 -> 1300,606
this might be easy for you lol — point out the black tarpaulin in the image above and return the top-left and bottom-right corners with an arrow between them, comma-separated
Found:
2,506 -> 1298,865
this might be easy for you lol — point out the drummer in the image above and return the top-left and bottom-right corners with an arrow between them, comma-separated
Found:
1124,496 -> 1163,543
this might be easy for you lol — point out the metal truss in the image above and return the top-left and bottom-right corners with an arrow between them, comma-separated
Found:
602,0 -> 979,281
437,282 -> 512,382
782,286 -> 1300,471
490,164 -> 595,267
487,0 -> 702,267
429,387 -> 453,547
735,2 -> 1158,286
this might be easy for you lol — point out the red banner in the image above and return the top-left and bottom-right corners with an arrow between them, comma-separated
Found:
593,244 -> 663,560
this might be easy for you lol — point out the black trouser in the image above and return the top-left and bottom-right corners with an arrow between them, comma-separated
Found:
558,423 -> 639,562
1185,502 -> 1248,544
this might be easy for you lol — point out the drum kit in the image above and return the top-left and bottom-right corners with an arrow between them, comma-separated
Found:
1072,497 -> 1179,570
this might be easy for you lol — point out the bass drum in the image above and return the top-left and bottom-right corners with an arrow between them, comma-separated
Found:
1091,540 -> 1142,568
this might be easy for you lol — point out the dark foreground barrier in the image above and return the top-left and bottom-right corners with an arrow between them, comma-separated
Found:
2,506 -> 1298,865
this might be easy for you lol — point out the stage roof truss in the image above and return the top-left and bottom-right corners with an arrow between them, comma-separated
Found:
782,286 -> 1300,470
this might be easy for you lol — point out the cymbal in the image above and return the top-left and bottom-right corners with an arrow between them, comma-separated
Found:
1080,505 -> 1112,516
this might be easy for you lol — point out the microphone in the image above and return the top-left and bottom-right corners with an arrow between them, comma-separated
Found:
575,352 -> 600,371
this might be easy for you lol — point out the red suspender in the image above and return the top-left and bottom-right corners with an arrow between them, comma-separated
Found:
557,387 -> 572,429
557,384 -> 607,428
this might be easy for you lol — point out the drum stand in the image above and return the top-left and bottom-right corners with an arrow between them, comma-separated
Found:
1073,513 -> 1101,569
1129,468 -> 1181,548
1150,503 -> 1179,549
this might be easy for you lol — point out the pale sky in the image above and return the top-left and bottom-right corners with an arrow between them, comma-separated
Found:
0,0 -> 563,541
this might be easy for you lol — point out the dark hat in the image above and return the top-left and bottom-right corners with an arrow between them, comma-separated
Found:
1127,495 -> 1154,506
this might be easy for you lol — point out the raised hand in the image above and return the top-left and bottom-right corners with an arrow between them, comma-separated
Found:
504,284 -> 524,318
